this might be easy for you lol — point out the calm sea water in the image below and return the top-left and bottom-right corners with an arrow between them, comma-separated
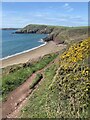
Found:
1,30 -> 47,58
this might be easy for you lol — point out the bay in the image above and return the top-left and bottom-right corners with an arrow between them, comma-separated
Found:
1,30 -> 47,58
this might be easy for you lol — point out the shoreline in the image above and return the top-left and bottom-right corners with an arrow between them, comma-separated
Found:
1,41 -> 47,60
1,41 -> 66,68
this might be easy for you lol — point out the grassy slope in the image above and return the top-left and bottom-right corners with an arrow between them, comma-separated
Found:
21,63 -> 58,118
21,24 -> 87,30
17,24 -> 88,45
1,53 -> 58,101
21,38 -> 90,118
46,38 -> 90,118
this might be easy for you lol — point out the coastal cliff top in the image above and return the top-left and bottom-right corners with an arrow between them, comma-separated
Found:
16,24 -> 88,44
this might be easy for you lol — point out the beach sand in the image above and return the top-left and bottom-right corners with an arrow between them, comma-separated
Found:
1,41 -> 66,68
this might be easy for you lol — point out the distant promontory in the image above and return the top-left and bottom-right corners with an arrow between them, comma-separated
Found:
16,24 -> 88,44
1,28 -> 19,30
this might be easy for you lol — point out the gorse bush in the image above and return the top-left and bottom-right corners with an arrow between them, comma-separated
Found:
21,38 -> 89,118
60,38 -> 89,68
46,38 -> 90,118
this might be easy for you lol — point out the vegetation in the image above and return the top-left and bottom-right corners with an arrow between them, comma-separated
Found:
31,53 -> 58,72
29,73 -> 43,89
21,64 -> 58,118
1,27 -> 89,118
21,38 -> 90,118
1,53 -> 58,101
47,38 -> 90,118
16,24 -> 88,45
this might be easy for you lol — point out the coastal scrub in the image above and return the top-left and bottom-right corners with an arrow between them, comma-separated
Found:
2,53 -> 58,101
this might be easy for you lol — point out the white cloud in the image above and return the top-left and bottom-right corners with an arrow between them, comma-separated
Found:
64,3 -> 69,7
63,3 -> 74,12
2,4 -> 87,28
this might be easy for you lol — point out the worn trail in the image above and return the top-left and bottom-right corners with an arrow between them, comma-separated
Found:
2,57 -> 59,118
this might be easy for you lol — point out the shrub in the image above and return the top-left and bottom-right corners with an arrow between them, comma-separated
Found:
29,73 -> 43,89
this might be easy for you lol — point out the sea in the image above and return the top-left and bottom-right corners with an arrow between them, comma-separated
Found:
1,30 -> 47,59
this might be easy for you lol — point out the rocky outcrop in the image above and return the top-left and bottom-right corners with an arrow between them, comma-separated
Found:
15,24 -> 88,44
15,25 -> 54,34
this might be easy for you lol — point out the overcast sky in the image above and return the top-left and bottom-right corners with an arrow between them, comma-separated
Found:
2,2 -> 88,28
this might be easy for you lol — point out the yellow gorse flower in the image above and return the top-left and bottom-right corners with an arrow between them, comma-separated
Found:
60,37 -> 90,69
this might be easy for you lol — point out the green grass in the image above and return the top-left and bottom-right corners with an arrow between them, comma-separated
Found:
21,38 -> 90,118
31,53 -> 58,72
2,53 -> 58,101
45,39 -> 90,118
29,73 -> 43,89
2,67 -> 33,101
46,61 -> 90,118
23,24 -> 88,29
20,63 -> 58,118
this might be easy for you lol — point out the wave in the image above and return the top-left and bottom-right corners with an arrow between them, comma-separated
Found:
38,39 -> 44,43
1,41 -> 47,60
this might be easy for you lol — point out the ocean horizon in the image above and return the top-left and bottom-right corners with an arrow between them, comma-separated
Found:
1,30 -> 47,59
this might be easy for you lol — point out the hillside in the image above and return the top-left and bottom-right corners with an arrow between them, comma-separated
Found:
21,38 -> 90,118
2,25 -> 89,118
16,24 -> 88,44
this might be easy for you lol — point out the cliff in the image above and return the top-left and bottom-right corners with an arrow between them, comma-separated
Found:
16,24 -> 88,44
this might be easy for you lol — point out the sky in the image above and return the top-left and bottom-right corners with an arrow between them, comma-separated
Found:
2,2 -> 88,28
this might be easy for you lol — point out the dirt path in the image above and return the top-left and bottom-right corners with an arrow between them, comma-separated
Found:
7,71 -> 44,118
2,73 -> 36,118
2,57 -> 59,118
2,69 -> 45,118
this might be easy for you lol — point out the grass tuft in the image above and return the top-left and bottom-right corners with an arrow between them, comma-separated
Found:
29,73 -> 43,89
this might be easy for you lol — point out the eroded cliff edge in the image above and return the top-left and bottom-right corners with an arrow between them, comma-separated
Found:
15,24 -> 88,44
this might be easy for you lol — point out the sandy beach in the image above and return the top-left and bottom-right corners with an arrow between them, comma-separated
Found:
1,41 -> 66,68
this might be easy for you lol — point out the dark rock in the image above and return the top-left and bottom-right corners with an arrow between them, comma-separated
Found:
23,63 -> 27,68
43,34 -> 54,42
